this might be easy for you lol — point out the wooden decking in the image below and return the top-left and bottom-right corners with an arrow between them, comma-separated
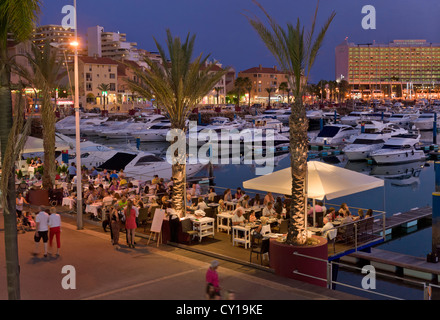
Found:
372,206 -> 432,235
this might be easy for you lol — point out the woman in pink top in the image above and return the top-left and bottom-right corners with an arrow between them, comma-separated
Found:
124,200 -> 137,248
205,260 -> 220,296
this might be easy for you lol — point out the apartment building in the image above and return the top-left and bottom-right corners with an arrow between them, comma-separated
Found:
32,24 -> 86,63
79,56 -> 119,108
335,39 -> 440,98
238,65 -> 290,105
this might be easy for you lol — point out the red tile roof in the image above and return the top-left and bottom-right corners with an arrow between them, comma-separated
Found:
239,66 -> 285,74
79,56 -> 118,65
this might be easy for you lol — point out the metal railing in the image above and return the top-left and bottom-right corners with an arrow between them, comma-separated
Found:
293,251 -> 431,300
325,213 -> 386,257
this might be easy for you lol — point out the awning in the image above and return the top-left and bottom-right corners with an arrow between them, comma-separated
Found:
21,135 -> 70,154
243,160 -> 384,200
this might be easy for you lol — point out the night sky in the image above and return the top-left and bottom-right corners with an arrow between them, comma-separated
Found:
38,0 -> 440,83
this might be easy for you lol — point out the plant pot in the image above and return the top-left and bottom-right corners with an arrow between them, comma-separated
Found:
269,235 -> 328,287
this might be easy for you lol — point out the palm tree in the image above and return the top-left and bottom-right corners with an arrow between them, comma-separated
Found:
279,81 -> 288,104
265,87 -> 275,107
97,83 -> 110,111
0,0 -> 41,300
234,76 -> 247,107
247,0 -> 335,244
214,86 -> 222,105
125,30 -> 227,216
14,41 -> 68,191
242,77 -> 253,108
317,79 -> 328,102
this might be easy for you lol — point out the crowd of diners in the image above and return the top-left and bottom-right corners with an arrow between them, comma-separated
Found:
15,160 -> 376,245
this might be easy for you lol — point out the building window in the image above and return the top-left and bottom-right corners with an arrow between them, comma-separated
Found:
86,83 -> 92,91
86,73 -> 92,81
109,83 -> 116,91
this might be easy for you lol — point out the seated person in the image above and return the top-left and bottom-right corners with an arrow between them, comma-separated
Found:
320,216 -> 337,241
152,175 -> 160,185
102,192 -> 114,204
239,194 -> 250,209
263,192 -> 274,206
337,203 -> 350,218
90,167 -> 98,178
262,202 -> 276,218
251,216 -> 269,238
119,177 -> 128,188
207,187 -> 217,202
196,197 -> 209,211
248,210 -> 257,222
325,207 -> 336,222
235,187 -> 244,200
110,170 -> 119,180
231,205 -> 247,226
217,199 -> 228,214
353,209 -> 364,221
223,188 -> 232,202
118,196 -> 128,209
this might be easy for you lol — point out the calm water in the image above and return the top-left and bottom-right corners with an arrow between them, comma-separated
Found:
91,130 -> 440,300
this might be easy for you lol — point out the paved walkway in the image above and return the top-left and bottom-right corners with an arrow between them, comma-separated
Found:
0,212 -> 364,300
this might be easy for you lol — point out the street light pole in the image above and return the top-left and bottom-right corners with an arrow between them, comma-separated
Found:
72,0 -> 83,229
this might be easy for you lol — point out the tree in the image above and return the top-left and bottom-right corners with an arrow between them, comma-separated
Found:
337,79 -> 349,102
125,30 -> 227,216
14,41 -> 68,191
265,87 -> 275,107
97,83 -> 110,111
317,79 -> 328,102
279,81 -> 288,103
0,0 -> 41,300
242,77 -> 253,108
214,86 -> 222,105
328,80 -> 337,102
234,76 -> 247,107
247,0 -> 335,244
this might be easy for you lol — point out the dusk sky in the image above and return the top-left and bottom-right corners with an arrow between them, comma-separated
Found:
38,0 -> 440,83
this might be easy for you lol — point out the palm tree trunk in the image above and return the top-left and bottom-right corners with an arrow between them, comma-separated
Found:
286,98 -> 309,245
0,51 -> 21,300
170,126 -> 187,217
41,88 -> 56,190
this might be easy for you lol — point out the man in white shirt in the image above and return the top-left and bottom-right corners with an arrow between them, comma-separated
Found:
321,216 -> 337,241
232,206 -> 247,226
34,207 -> 50,257
262,202 -> 276,218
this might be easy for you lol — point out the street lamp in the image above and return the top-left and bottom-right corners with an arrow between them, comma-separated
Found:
71,0 -> 83,230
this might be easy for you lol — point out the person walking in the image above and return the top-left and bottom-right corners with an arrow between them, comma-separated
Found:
16,192 -> 29,218
48,207 -> 62,256
33,207 -> 50,257
206,260 -> 221,297
110,204 -> 121,249
124,200 -> 137,248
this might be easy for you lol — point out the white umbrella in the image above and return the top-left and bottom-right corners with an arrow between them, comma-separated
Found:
243,161 -> 384,226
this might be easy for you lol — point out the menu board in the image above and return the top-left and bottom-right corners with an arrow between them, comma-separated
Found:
150,208 -> 165,233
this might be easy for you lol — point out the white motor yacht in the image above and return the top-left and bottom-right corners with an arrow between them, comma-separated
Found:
388,113 -> 417,127
343,133 -> 388,161
340,111 -> 372,126
311,124 -> 358,146
135,121 -> 172,142
370,134 -> 425,164
244,116 -> 289,134
411,113 -> 439,131
56,115 -> 107,136
261,108 -> 291,124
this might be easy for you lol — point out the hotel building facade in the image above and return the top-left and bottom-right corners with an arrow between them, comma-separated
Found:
335,39 -> 440,99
